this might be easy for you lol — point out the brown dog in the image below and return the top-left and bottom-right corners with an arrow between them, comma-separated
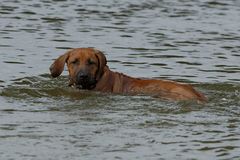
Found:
50,48 -> 207,102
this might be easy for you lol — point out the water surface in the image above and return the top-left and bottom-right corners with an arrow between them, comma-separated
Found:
0,0 -> 240,159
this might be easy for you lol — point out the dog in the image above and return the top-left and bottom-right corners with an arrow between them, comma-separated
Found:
50,48 -> 207,103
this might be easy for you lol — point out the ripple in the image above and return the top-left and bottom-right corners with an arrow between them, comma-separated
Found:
21,11 -> 36,15
206,1 -> 230,6
3,61 -> 25,64
143,55 -> 185,58
150,63 -> 167,66
0,0 -> 240,159
0,44 -> 12,47
176,61 -> 202,66
41,17 -> 67,23
199,69 -> 239,73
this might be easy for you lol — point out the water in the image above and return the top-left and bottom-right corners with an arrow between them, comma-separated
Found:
0,0 -> 240,159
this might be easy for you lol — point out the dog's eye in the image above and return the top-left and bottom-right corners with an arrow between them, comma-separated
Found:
71,59 -> 79,65
88,59 -> 95,65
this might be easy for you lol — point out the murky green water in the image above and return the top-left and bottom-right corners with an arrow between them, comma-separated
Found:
0,0 -> 240,159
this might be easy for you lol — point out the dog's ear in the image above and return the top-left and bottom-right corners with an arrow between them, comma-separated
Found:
49,49 -> 72,77
94,49 -> 107,80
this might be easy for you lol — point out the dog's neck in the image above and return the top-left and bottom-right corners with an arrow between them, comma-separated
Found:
94,66 -> 135,93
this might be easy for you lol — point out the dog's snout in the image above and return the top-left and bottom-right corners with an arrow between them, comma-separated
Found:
75,70 -> 97,89
77,72 -> 88,80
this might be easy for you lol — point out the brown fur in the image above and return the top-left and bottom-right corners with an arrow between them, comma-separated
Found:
50,48 -> 207,103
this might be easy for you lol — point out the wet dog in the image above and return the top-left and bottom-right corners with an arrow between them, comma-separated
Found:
50,48 -> 207,102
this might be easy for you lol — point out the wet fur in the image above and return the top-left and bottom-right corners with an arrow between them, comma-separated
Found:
50,48 -> 207,103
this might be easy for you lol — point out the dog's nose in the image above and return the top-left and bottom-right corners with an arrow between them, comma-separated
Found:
77,72 -> 88,80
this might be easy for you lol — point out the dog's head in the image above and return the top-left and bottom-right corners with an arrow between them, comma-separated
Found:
50,48 -> 107,89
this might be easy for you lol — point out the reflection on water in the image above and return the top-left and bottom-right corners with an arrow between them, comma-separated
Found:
0,0 -> 240,159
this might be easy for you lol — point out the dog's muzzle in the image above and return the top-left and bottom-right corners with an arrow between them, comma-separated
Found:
75,71 -> 97,89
